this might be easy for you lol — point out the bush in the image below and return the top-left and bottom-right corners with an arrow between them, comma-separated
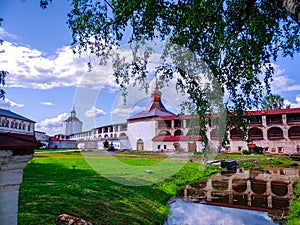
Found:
103,139 -> 109,148
242,150 -> 249,155
253,146 -> 263,154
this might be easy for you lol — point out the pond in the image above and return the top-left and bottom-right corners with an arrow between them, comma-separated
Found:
165,167 -> 299,225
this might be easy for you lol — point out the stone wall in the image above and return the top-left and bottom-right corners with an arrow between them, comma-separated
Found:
0,150 -> 33,225
48,140 -> 77,149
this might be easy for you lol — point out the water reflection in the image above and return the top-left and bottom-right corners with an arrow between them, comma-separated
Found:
165,167 -> 299,225
166,200 -> 278,225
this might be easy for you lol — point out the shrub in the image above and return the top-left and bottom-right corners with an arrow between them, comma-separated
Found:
242,150 -> 249,155
253,146 -> 263,154
103,139 -> 109,148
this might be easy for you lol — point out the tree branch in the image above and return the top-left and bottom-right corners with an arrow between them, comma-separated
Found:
273,0 -> 300,26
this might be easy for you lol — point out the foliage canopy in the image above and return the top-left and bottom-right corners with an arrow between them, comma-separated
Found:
39,1 -> 300,110
260,93 -> 287,110
38,0 -> 300,145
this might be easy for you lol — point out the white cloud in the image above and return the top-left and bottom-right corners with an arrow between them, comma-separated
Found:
111,105 -> 144,117
167,200 -> 274,225
0,28 -> 17,39
40,101 -> 55,106
36,113 -> 69,135
0,36 -> 120,91
0,42 -> 85,89
284,95 -> 300,108
0,98 -> 24,109
84,106 -> 106,118
270,64 -> 300,94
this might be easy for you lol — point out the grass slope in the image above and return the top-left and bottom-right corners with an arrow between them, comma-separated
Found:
18,152 -> 218,225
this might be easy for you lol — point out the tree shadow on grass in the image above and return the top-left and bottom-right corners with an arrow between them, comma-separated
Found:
19,161 -> 172,225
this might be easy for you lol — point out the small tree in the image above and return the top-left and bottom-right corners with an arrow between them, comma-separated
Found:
261,94 -> 285,110
0,19 -> 8,100
103,139 -> 109,148
253,146 -> 263,154
0,71 -> 8,100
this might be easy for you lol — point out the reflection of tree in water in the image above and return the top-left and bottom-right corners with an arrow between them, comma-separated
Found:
268,213 -> 286,225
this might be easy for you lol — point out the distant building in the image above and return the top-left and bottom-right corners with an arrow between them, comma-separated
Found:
34,131 -> 49,148
0,108 -> 35,135
62,107 -> 83,135
52,87 -> 300,155
70,85 -> 203,151
48,107 -> 82,149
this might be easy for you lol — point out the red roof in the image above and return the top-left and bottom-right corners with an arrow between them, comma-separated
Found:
128,86 -> 176,121
3,133 -> 38,142
50,136 -> 60,141
0,132 -> 42,152
154,108 -> 300,121
247,143 -> 256,147
152,135 -> 202,142
247,108 -> 300,115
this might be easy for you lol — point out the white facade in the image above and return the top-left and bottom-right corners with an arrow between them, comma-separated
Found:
127,120 -> 157,151
62,108 -> 83,135
57,89 -> 300,154
0,109 -> 35,135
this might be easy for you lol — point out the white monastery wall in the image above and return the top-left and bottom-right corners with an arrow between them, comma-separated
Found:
128,120 -> 156,150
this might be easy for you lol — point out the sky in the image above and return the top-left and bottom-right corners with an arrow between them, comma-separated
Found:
166,200 -> 277,225
0,1 -> 300,136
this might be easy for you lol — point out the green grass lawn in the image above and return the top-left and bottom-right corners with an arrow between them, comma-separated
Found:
18,151 -> 219,225
287,176 -> 300,225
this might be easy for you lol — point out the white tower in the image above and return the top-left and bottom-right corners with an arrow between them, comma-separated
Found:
62,107 -> 83,135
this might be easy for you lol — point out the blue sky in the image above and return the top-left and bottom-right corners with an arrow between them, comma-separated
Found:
167,200 -> 277,225
0,1 -> 300,135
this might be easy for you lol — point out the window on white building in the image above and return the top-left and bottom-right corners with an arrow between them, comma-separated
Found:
264,147 -> 269,152
278,147 -> 284,153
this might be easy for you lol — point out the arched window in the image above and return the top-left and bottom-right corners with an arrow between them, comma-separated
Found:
210,129 -> 218,140
174,129 -> 183,136
28,124 -> 31,131
230,128 -> 242,139
10,121 -> 14,128
248,127 -> 263,140
288,126 -> 300,139
19,123 -> 22,129
22,124 -> 26,130
158,130 -> 171,136
119,132 -> 127,138
1,119 -> 5,126
14,122 -> 18,129
267,127 -> 283,139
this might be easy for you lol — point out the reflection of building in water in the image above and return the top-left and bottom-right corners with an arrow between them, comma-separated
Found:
180,167 -> 299,215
